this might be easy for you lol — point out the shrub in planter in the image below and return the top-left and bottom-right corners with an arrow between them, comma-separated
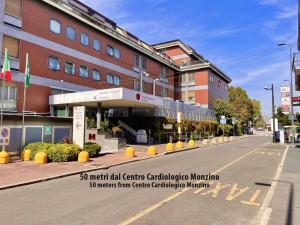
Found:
83,142 -> 101,157
24,142 -> 52,161
46,144 -> 81,162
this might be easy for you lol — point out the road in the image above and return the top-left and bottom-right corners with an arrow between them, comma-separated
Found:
0,136 -> 287,225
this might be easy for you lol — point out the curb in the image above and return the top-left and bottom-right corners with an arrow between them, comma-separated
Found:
0,136 -> 248,190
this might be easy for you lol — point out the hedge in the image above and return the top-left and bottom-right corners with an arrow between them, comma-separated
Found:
83,142 -> 101,157
24,142 -> 82,162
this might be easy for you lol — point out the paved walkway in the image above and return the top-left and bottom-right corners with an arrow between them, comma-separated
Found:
0,136 -> 246,189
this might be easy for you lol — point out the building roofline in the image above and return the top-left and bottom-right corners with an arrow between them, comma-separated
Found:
42,0 -> 179,70
152,39 -> 204,60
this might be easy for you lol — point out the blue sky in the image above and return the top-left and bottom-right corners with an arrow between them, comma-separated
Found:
80,0 -> 298,116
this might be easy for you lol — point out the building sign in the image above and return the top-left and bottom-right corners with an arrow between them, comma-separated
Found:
44,125 -> 52,136
163,124 -> 173,130
0,127 -> 10,146
292,96 -> 300,106
280,86 -> 291,115
73,106 -> 86,148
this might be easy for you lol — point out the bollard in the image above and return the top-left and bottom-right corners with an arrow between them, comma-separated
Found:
22,149 -> 31,161
78,151 -> 89,162
147,146 -> 157,155
125,147 -> 135,158
0,151 -> 9,164
166,143 -> 174,152
176,141 -> 184,149
188,140 -> 195,147
34,152 -> 47,164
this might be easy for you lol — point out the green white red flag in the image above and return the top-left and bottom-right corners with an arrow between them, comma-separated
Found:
0,48 -> 12,82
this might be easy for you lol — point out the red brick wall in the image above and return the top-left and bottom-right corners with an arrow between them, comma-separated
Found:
164,46 -> 192,64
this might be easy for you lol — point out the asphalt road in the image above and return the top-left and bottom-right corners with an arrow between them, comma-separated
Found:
0,136 -> 287,225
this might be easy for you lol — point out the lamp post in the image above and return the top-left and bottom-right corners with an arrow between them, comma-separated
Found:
264,84 -> 276,143
153,78 -> 159,96
278,43 -> 294,143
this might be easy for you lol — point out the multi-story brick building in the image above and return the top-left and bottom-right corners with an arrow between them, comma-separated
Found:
0,0 -> 232,152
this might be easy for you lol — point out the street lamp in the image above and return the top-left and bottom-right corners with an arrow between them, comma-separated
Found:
278,43 -> 294,143
264,84 -> 276,143
153,78 -> 159,95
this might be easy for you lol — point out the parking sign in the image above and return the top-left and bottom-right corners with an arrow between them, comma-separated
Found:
0,127 -> 10,146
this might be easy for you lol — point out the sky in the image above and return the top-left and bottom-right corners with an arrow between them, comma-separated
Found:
80,0 -> 298,116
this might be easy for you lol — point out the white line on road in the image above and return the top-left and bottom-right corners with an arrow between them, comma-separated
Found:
253,145 -> 289,225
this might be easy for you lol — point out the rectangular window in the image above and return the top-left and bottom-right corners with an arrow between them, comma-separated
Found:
48,56 -> 60,71
160,66 -> 167,78
107,74 -> 114,84
189,73 -> 195,82
65,26 -> 76,41
142,58 -> 147,69
79,65 -> 88,78
107,45 -> 120,59
2,35 -> 20,59
80,33 -> 89,46
0,83 -> 17,111
93,39 -> 101,51
107,45 -> 114,56
50,19 -> 61,34
113,75 -> 120,86
5,0 -> 22,18
65,62 -> 75,75
92,69 -> 100,81
113,48 -> 121,59
133,54 -> 139,67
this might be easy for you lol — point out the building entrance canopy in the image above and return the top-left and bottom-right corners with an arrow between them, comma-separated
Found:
49,88 -> 164,108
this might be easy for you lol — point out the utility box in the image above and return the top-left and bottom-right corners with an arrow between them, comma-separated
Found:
136,130 -> 147,144
280,130 -> 285,144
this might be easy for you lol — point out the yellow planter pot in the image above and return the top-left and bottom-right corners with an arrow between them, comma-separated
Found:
78,151 -> 89,163
188,140 -> 195,147
0,151 -> 9,164
147,146 -> 157,155
34,152 -> 47,164
166,143 -> 174,152
125,147 -> 135,158
176,141 -> 184,149
22,149 -> 31,161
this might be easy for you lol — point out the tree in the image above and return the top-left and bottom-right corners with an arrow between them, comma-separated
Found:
276,107 -> 290,127
228,86 -> 254,128
213,98 -> 236,120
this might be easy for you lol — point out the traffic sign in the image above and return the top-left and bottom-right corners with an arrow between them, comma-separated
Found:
0,127 -> 10,146
220,119 -> 226,125
232,117 -> 236,125
221,115 -> 225,120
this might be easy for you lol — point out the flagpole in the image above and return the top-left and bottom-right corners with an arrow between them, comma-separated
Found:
21,53 -> 28,152
0,72 -> 4,126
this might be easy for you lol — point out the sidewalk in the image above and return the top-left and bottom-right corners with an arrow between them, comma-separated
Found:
0,136 -> 246,190
267,144 -> 300,225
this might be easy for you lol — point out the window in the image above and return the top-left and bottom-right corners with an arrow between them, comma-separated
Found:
209,74 -> 214,83
49,19 -> 61,34
224,84 -> 228,91
113,75 -> 120,86
133,54 -> 139,67
189,73 -> 195,82
79,65 -> 88,78
92,69 -> 100,81
48,56 -> 60,71
2,35 -> 20,59
107,45 -> 114,56
65,62 -> 75,75
114,48 -> 121,59
0,83 -> 17,111
107,74 -> 114,84
218,80 -> 222,87
5,0 -> 22,18
142,58 -> 147,69
80,33 -> 89,46
160,66 -> 167,78
65,26 -> 76,41
160,86 -> 168,97
107,45 -> 121,59
93,39 -> 101,51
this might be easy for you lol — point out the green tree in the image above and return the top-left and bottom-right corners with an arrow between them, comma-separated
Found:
228,86 -> 254,128
213,98 -> 236,120
276,107 -> 290,127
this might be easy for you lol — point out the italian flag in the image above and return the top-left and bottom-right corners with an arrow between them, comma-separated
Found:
0,48 -> 12,82
24,53 -> 30,88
